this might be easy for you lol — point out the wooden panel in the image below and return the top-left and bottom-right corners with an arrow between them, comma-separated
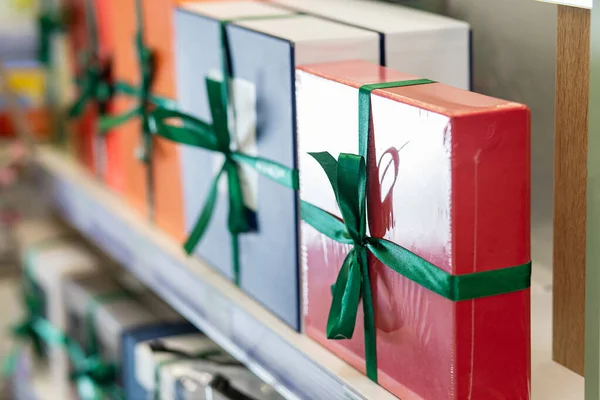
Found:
586,3 -> 600,397
553,4 -> 590,377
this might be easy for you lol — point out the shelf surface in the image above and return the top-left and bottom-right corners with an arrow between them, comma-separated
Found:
34,146 -> 584,400
35,147 -> 391,400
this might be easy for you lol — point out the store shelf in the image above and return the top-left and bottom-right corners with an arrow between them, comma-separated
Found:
34,146 -> 392,400
33,146 -> 585,400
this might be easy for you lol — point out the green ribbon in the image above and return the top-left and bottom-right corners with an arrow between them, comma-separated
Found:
2,267 -> 50,377
3,316 -> 69,378
97,0 -> 159,164
2,263 -> 123,399
37,7 -> 67,66
69,55 -> 113,119
68,0 -> 113,119
70,291 -> 130,400
300,80 -> 532,382
149,18 -> 298,286
67,338 -> 121,400
150,82 -> 298,285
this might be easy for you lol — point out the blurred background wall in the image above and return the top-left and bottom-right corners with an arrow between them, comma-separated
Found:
392,0 -> 557,268
447,0 -> 557,269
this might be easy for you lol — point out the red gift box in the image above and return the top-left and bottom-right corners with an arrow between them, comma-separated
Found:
63,0 -> 115,177
297,60 -> 530,399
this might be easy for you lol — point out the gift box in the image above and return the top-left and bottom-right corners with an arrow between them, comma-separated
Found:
20,237 -> 101,398
106,0 -> 148,210
134,333 -> 284,400
104,0 -> 219,234
297,60 -> 531,399
270,0 -> 471,89
123,324 -> 198,400
170,1 -> 379,330
63,273 -> 184,396
62,0 -> 115,176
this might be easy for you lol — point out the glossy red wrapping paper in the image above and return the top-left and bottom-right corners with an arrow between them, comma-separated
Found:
297,60 -> 531,400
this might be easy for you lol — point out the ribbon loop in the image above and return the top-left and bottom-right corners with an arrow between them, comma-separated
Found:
326,248 -> 363,340
336,154 -> 367,245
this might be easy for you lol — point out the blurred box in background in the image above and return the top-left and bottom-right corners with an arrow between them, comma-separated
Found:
0,1 -> 49,138
0,63 -> 49,138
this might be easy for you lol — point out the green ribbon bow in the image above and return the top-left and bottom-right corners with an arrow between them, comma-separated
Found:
68,0 -> 113,119
3,316 -> 68,378
150,79 -> 298,285
69,54 -> 113,119
66,342 -> 123,399
149,18 -> 298,286
300,80 -> 532,382
68,341 -> 122,400
2,259 -> 58,377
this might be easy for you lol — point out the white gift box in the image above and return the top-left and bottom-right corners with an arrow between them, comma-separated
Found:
270,0 -> 471,89
134,333 -> 283,400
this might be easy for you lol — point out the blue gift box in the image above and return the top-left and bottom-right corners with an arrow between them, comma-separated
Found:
173,1 -> 379,330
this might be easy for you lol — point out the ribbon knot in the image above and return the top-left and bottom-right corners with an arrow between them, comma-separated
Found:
70,354 -> 117,385
150,75 -> 298,285
69,54 -> 113,118
97,2 -> 163,167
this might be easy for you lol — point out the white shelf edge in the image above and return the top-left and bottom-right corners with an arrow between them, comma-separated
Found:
34,146 -> 396,400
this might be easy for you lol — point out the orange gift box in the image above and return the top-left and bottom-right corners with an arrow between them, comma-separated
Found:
106,0 -> 229,238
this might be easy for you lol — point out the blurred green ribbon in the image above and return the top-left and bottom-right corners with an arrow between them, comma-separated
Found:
37,9 -> 67,66
69,55 -> 113,119
149,18 -> 298,286
300,80 -> 532,382
70,291 -> 129,400
97,0 -> 174,164
67,340 -> 123,400
2,267 -> 56,376
68,0 -> 113,119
